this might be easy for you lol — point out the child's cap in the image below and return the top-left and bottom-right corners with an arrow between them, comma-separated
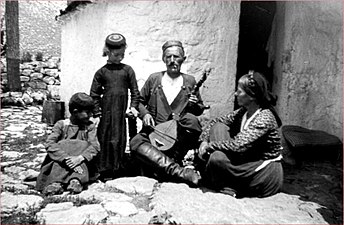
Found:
105,33 -> 126,49
69,92 -> 95,113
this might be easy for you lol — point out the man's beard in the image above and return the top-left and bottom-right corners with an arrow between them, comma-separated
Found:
168,62 -> 180,72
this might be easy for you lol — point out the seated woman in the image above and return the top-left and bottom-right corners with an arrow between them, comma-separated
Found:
198,71 -> 283,198
36,92 -> 100,195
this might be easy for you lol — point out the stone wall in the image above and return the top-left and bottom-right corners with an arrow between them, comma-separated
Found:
58,1 -> 240,117
1,57 -> 61,106
19,1 -> 67,57
0,1 -> 67,58
268,1 -> 343,140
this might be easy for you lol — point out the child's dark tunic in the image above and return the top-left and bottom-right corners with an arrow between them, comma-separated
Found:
90,63 -> 140,173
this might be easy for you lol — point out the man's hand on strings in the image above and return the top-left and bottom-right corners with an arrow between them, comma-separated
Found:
143,114 -> 155,127
188,94 -> 199,104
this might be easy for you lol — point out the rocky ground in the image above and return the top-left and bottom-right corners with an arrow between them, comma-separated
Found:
0,105 -> 343,224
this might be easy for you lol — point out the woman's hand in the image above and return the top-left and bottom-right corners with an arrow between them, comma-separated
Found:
198,141 -> 209,159
143,114 -> 155,127
65,155 -> 84,169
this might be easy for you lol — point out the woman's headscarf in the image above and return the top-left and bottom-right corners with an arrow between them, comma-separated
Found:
238,71 -> 282,127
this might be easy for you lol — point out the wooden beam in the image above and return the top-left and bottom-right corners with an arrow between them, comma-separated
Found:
5,0 -> 21,92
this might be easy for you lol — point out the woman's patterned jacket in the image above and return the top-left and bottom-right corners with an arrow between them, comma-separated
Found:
199,107 -> 282,164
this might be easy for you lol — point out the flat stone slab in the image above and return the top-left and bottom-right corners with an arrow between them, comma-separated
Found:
103,201 -> 138,216
1,151 -> 25,159
4,124 -> 27,132
1,192 -> 43,216
18,169 -> 40,181
107,210 -> 156,224
105,176 -> 158,195
0,160 -> 22,168
37,203 -> 108,225
78,189 -> 132,202
4,166 -> 27,175
150,182 -> 328,224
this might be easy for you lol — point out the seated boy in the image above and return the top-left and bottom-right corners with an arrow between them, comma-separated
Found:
36,92 -> 100,195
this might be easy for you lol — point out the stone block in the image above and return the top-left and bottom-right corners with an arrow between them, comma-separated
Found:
18,169 -> 40,181
24,86 -> 34,94
1,64 -> 6,73
22,92 -> 34,105
38,61 -> 49,68
45,68 -> 59,78
1,192 -> 43,217
150,183 -> 327,224
50,56 -> 60,62
27,81 -> 37,89
43,76 -> 56,85
47,85 -> 61,99
78,190 -> 132,203
1,92 -> 10,98
30,72 -> 44,80
37,204 -> 108,225
47,61 -> 57,69
29,61 -> 40,67
31,91 -> 46,102
28,81 -> 47,89
21,62 -> 34,70
1,151 -> 25,159
10,92 -> 23,98
21,69 -> 33,76
105,176 -> 157,195
41,202 -> 74,212
20,76 -> 30,82
1,77 -> 8,85
34,66 -> 44,73
4,165 -> 26,175
103,201 -> 138,217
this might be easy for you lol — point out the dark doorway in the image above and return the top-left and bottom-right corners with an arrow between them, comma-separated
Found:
235,1 -> 276,108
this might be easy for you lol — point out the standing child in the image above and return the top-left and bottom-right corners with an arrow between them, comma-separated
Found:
36,92 -> 100,195
90,33 -> 140,181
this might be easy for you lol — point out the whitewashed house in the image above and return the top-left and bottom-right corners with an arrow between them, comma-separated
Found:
57,1 -> 342,141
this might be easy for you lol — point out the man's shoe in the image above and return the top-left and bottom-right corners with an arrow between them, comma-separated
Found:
67,179 -> 83,194
42,182 -> 64,196
219,187 -> 237,198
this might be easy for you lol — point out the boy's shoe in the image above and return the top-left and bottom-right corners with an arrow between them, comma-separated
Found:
67,179 -> 83,194
219,187 -> 237,198
98,170 -> 115,182
42,182 -> 64,196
